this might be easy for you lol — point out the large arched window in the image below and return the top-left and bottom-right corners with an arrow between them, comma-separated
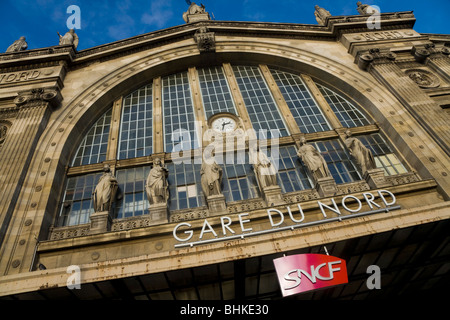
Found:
57,64 -> 409,227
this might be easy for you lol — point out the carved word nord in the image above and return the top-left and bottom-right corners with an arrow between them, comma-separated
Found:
0,70 -> 41,84
354,30 -> 406,41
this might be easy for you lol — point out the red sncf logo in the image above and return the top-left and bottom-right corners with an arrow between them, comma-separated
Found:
274,254 -> 348,297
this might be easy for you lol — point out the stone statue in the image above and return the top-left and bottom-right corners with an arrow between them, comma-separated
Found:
314,5 -> 331,25
92,164 -> 118,212
201,158 -> 223,197
344,130 -> 376,174
251,146 -> 277,189
6,36 -> 28,53
57,29 -> 79,49
183,2 -> 209,23
297,137 -> 331,180
146,158 -> 169,205
356,1 -> 379,14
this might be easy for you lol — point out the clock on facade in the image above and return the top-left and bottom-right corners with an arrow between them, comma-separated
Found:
210,115 -> 237,133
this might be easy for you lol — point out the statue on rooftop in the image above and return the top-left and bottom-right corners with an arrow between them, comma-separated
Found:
6,36 -> 28,53
314,5 -> 331,25
356,1 -> 380,15
183,2 -> 210,23
57,29 -> 79,49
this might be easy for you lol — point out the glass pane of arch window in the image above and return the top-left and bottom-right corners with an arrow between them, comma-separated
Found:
58,173 -> 102,226
114,166 -> 151,219
356,133 -> 407,176
315,83 -> 371,128
162,72 -> 199,153
118,83 -> 153,160
167,162 -> 205,211
271,145 -> 313,193
71,109 -> 112,166
309,140 -> 361,184
233,65 -> 289,139
270,69 -> 331,133
221,153 -> 260,203
197,66 -> 237,119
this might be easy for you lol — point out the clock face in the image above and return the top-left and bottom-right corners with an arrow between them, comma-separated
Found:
211,117 -> 237,133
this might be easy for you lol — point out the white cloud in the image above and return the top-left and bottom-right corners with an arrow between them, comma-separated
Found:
141,0 -> 174,29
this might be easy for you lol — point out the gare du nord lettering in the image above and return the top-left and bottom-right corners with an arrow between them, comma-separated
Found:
173,189 -> 399,247
0,70 -> 41,84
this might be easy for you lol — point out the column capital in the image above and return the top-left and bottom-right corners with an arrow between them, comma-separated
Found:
411,44 -> 450,63
357,48 -> 397,71
13,87 -> 61,109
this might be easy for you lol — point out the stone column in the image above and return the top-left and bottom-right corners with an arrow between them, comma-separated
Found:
358,48 -> 450,156
0,88 -> 60,248
425,46 -> 450,83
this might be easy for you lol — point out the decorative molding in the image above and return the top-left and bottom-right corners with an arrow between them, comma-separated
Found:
386,171 -> 421,186
194,27 -> 215,53
405,69 -> 440,88
48,224 -> 90,240
170,208 -> 209,223
111,216 -> 153,231
227,198 -> 266,214
336,180 -> 371,195
283,189 -> 320,204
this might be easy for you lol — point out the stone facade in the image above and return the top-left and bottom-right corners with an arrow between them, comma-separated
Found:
0,7 -> 449,300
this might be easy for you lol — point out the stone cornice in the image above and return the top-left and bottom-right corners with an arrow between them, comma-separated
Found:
328,11 -> 416,37
0,11 -> 426,72
0,46 -> 75,69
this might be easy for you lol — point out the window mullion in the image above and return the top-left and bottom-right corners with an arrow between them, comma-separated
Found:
153,77 -> 164,154
106,96 -> 123,161
188,67 -> 207,149
222,63 -> 253,131
259,65 -> 301,135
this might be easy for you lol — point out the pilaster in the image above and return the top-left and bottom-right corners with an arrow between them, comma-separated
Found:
0,87 -> 61,274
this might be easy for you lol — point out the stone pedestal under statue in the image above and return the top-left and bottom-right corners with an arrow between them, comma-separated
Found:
186,13 -> 210,23
149,203 -> 169,223
89,211 -> 112,235
207,194 -> 227,216
315,177 -> 337,197
364,168 -> 391,189
262,185 -> 285,206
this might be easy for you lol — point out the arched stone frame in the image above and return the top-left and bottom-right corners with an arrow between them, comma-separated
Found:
2,38 -> 448,274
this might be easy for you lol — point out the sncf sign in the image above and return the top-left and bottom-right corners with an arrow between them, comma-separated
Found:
273,254 -> 348,297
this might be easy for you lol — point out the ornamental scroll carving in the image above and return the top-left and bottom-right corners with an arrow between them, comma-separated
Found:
357,48 -> 397,71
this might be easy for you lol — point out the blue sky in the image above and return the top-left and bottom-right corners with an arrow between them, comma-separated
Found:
1,0 -> 449,51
